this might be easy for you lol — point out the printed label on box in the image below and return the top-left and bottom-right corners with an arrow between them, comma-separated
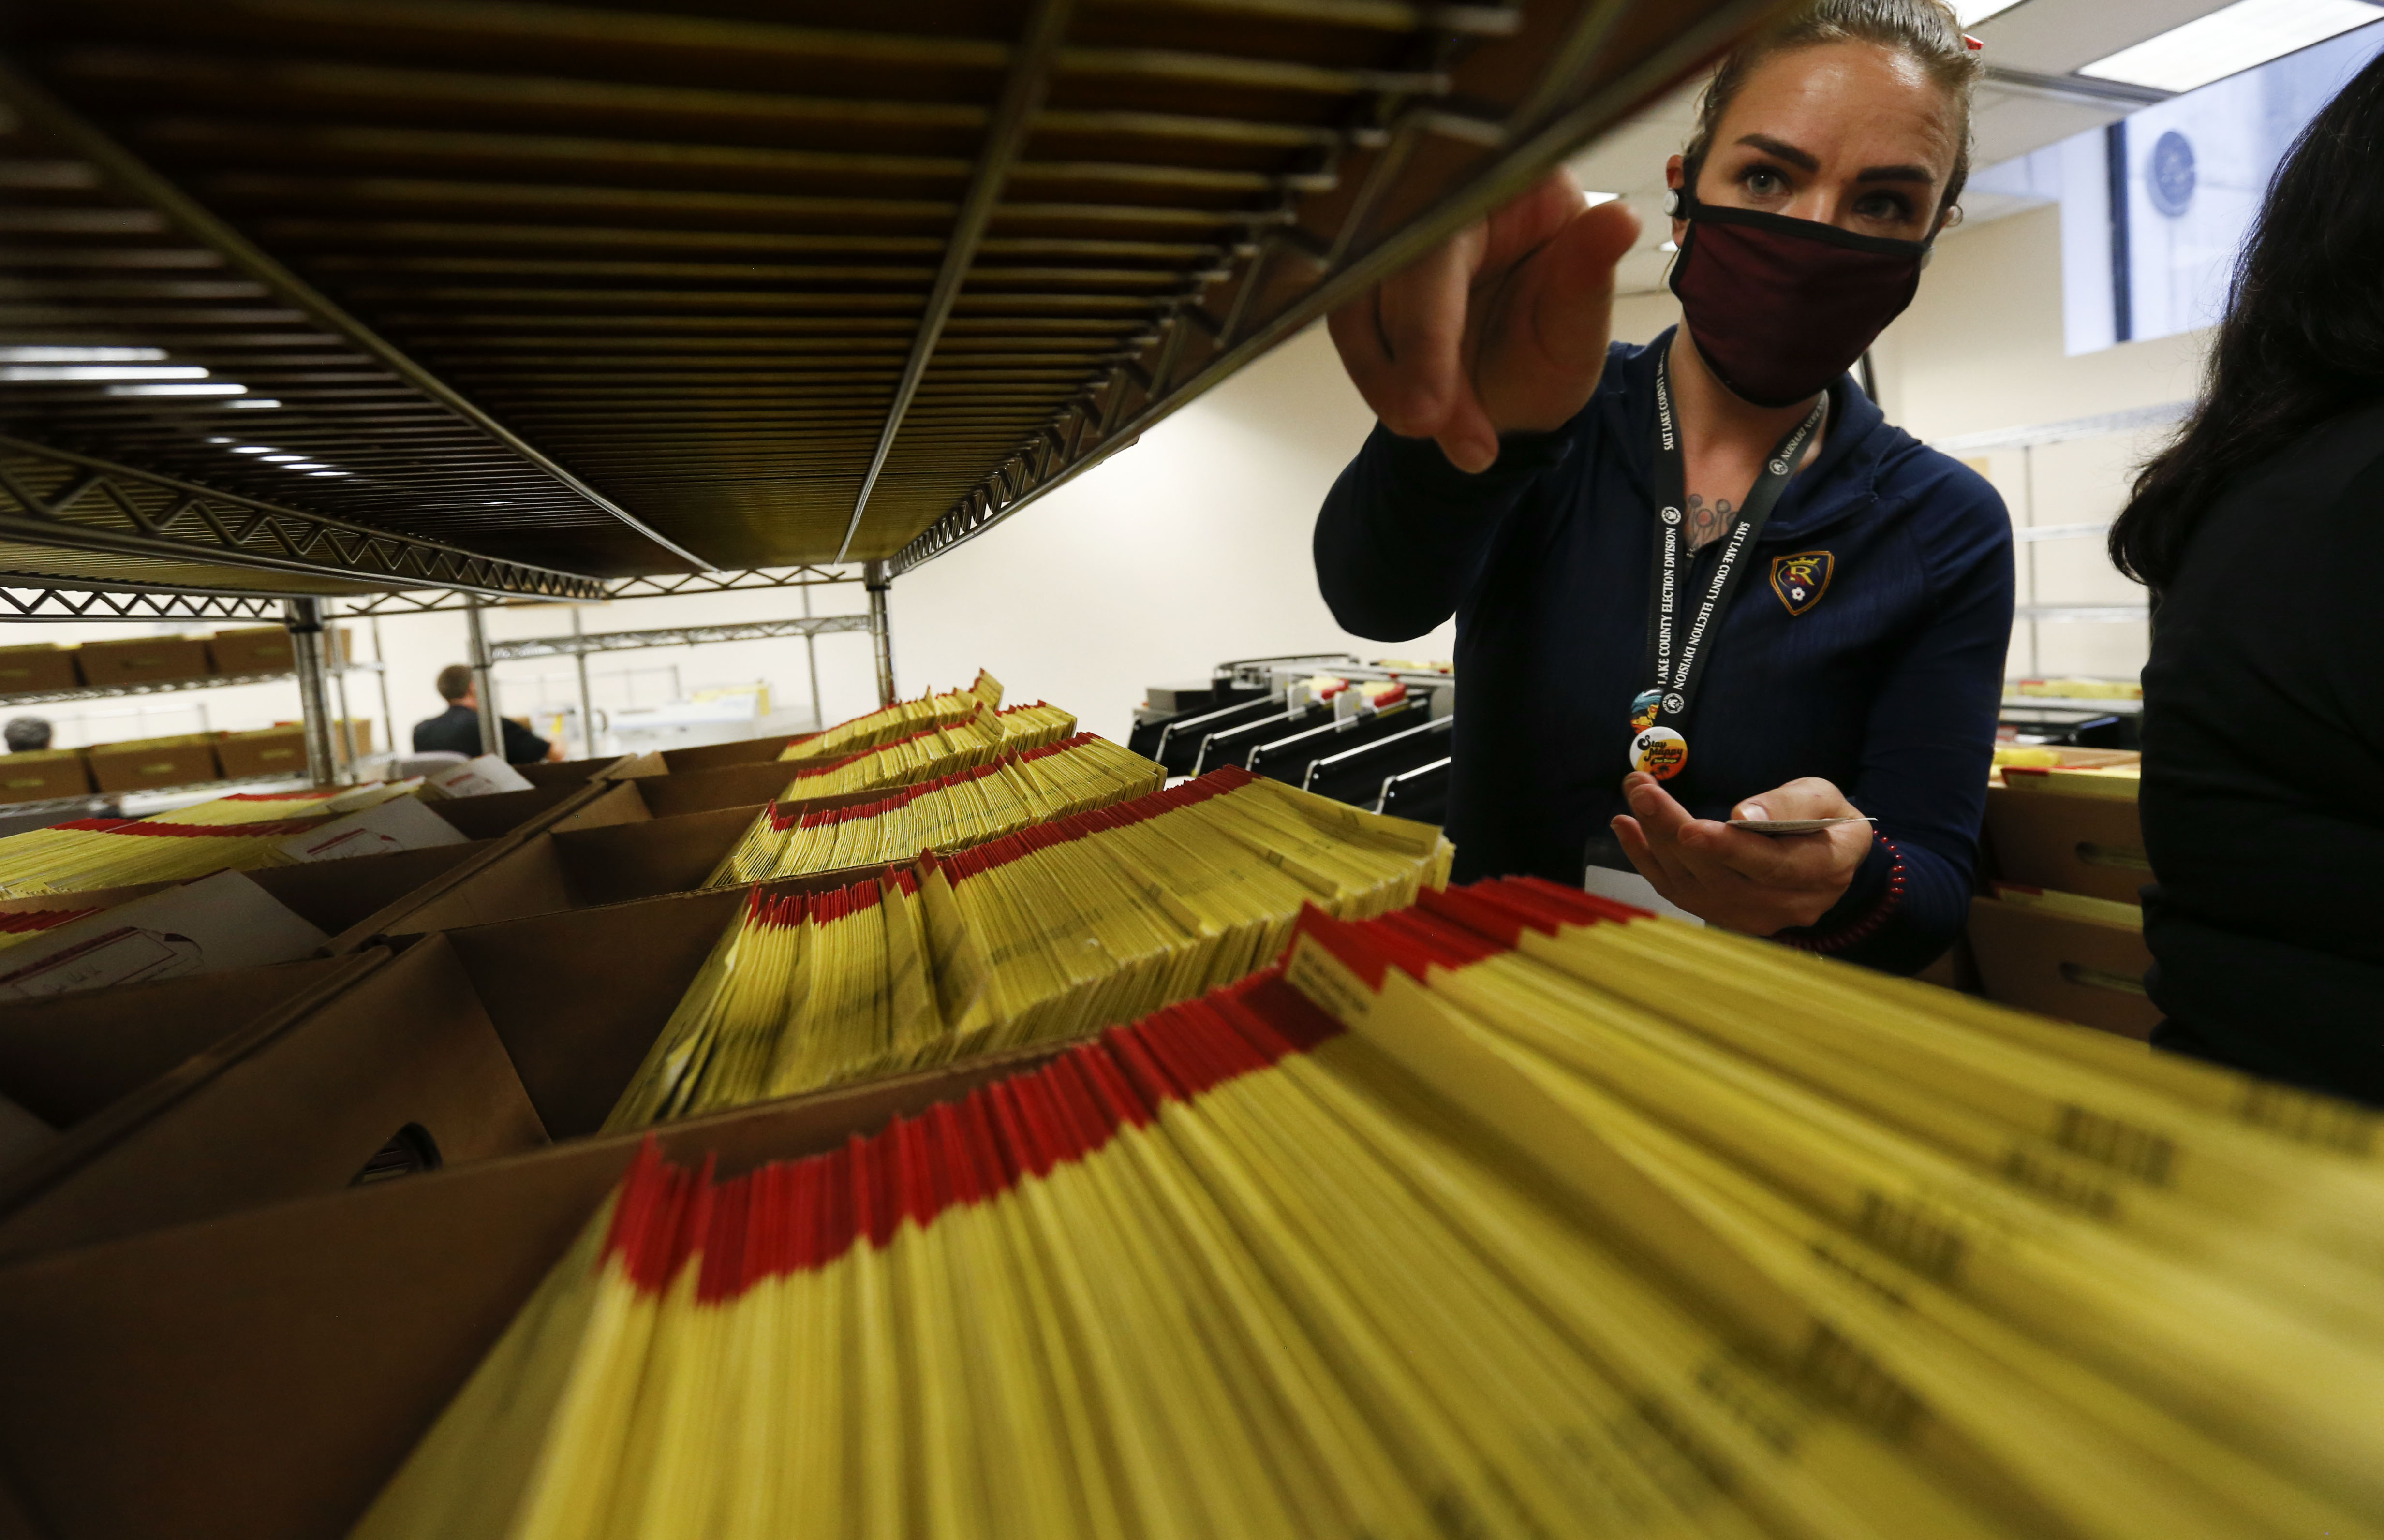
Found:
0,870 -> 329,1002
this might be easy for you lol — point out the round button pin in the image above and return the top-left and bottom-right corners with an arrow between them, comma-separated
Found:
1629,726 -> 1688,780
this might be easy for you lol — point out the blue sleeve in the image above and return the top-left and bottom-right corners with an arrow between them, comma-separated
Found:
1313,422 -> 1575,642
1783,463 -> 2014,973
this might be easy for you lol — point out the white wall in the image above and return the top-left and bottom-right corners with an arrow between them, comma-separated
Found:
887,323 -> 1456,746
1873,203 -> 2209,684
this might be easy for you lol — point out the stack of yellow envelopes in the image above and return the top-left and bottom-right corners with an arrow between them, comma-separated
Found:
360,877 -> 2384,1540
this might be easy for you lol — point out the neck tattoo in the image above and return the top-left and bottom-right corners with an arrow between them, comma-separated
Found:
1683,492 -> 1735,552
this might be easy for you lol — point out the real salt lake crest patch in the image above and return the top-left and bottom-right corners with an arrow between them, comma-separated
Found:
1771,550 -> 1834,616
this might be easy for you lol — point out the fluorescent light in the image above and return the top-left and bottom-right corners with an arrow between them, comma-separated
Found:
228,398 -> 281,409
3,364 -> 208,381
0,346 -> 167,364
1956,0 -> 2026,22
104,382 -> 247,396
308,470 -> 350,478
281,463 -> 328,471
261,454 -> 308,462
231,445 -> 276,454
205,436 -> 233,444
2079,0 -> 2384,93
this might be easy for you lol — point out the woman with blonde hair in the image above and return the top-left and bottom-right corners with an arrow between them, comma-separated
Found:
1315,0 -> 2011,973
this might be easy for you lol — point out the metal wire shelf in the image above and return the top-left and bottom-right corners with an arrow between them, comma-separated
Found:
0,660 -> 384,710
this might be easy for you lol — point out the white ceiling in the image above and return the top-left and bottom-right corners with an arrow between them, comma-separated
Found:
1562,0 -> 2263,293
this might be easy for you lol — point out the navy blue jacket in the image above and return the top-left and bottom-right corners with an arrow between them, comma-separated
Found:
1313,330 -> 2013,973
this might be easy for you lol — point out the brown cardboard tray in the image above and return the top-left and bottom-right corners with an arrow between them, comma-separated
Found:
1966,895 -> 2162,1041
213,725 -> 306,780
0,752 -> 89,806
563,757 -> 796,823
84,736 -> 220,794
1980,782 -> 2148,906
312,779 -> 617,952
72,637 -> 211,687
0,1039 -> 1061,1540
0,645 -> 79,694
653,729 -> 809,773
373,784 -> 909,939
201,626 -> 293,675
0,866 -> 887,1263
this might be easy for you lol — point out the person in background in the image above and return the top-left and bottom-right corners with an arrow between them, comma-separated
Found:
2112,48 -> 2384,1104
2,718 -> 51,754
1312,0 -> 2011,974
413,663 -> 561,764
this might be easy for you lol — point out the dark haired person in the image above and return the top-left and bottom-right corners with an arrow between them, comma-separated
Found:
412,662 -> 559,765
2112,49 -> 2384,1103
2,717 -> 50,754
1313,0 -> 2012,973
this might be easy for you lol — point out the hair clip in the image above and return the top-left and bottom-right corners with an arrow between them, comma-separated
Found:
1964,33 -> 1984,50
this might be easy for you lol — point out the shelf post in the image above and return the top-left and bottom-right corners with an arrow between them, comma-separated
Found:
464,599 -> 501,759
864,560 -> 896,707
800,583 -> 823,733
281,596 -> 338,787
370,616 -> 397,768
571,606 -> 599,759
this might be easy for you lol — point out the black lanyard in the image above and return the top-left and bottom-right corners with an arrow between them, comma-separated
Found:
1629,346 -> 1826,779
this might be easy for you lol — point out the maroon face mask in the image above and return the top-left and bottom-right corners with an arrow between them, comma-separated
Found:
1666,190 -> 1931,409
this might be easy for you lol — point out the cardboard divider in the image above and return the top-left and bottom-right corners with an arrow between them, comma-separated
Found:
0,957 -> 360,1132
312,780 -> 619,953
1965,896 -> 2162,1041
575,758 -> 797,823
0,869 -> 885,1265
654,730 -> 807,773
374,785 -> 905,939
0,1041 -> 1061,1540
515,752 -> 632,790
373,804 -> 763,938
0,939 -> 547,1262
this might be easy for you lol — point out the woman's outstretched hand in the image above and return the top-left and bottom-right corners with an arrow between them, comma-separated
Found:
1326,170 -> 1641,474
1610,773 -> 1873,935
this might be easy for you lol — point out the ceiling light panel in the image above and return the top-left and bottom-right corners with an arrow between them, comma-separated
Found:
2080,0 -> 2384,93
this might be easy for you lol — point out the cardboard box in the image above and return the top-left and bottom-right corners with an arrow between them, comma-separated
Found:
303,781 -> 618,951
73,636 -> 211,687
1966,895 -> 2162,1041
0,644 -> 80,694
0,748 -> 90,806
202,625 -> 293,675
84,733 -> 221,793
0,941 -> 542,1262
378,803 -> 768,939
0,1040 -> 1063,1540
0,866 -> 929,1262
0,954 -> 366,1149
1980,782 -> 2149,906
200,625 -> 355,675
214,723 -> 307,780
334,717 -> 374,763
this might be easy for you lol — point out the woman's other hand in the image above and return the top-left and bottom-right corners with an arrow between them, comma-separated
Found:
1326,171 -> 1640,474
1610,773 -> 1870,934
